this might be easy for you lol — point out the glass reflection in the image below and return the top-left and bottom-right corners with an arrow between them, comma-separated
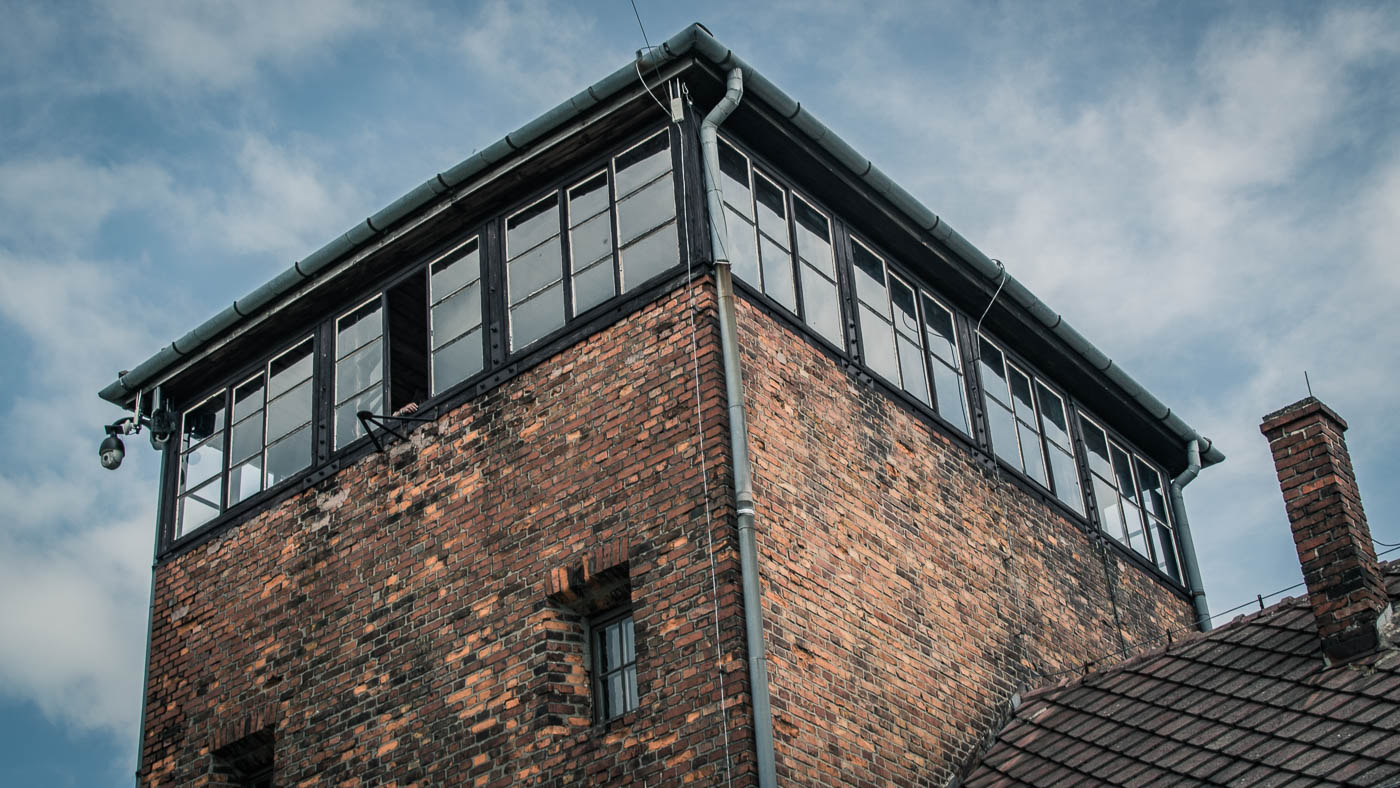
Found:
614,132 -> 670,198
506,195 -> 560,256
336,300 -> 381,359
432,329 -> 483,394
620,222 -> 676,292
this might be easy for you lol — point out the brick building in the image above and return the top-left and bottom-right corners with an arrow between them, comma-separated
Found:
100,25 -> 1225,787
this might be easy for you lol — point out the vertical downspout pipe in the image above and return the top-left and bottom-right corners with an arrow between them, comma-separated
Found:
1170,439 -> 1212,632
701,67 -> 779,788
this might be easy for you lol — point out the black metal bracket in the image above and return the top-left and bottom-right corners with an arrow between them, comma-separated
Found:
356,409 -> 439,454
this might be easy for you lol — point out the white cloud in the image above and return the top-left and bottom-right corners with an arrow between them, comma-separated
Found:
459,0 -> 627,114
99,0 -> 380,91
0,158 -> 180,256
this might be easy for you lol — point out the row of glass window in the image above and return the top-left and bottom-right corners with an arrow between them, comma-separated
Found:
173,126 -> 1183,585
172,129 -> 684,539
715,137 -> 1180,582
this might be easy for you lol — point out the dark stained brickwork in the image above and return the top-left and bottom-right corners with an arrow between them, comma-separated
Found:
138,279 -> 1195,786
139,282 -> 757,787
735,298 -> 1196,786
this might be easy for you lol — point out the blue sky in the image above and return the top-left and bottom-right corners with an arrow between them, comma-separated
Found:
1,1 -> 1397,784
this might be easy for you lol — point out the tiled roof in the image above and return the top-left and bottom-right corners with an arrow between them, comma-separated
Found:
961,562 -> 1400,787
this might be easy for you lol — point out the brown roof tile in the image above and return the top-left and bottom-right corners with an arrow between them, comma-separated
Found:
959,561 -> 1400,787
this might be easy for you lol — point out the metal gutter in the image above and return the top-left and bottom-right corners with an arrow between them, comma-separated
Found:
98,22 -> 1224,469
1170,439 -> 1213,631
701,67 -> 779,787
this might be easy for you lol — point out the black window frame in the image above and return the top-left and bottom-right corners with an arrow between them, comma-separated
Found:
1078,412 -> 1184,582
590,607 -> 639,723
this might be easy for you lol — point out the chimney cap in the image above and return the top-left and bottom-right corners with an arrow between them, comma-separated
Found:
1260,396 -> 1348,436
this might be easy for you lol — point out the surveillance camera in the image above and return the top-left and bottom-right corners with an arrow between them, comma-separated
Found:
100,433 -> 125,470
148,409 -> 176,450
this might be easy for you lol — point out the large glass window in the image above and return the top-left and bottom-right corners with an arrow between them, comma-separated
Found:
979,336 -> 1084,514
429,237 -> 484,394
335,297 -> 384,448
852,238 -> 970,432
719,139 -> 845,348
506,193 -> 565,351
613,131 -> 677,291
1080,415 -> 1181,580
592,609 -> 638,722
176,337 -> 314,537
568,172 -> 616,315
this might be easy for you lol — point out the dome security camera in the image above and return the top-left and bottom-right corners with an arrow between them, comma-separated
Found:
100,433 -> 125,470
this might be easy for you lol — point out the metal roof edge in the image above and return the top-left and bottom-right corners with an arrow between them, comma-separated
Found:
97,22 -> 1224,466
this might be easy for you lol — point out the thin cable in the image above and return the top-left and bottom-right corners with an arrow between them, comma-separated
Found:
628,0 -> 653,56
679,112 -> 735,787
634,59 -> 672,118
1374,537 -> 1400,548
627,0 -> 671,118
972,259 -> 1008,344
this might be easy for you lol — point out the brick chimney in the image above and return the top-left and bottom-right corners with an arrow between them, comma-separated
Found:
1260,397 -> 1391,664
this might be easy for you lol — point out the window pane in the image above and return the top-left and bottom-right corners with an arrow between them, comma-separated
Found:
266,424 -> 311,486
897,335 -> 929,405
608,623 -> 622,669
890,277 -> 919,339
1018,422 -> 1048,485
432,328 -> 483,394
759,235 -> 797,312
569,211 -> 613,269
1111,445 -> 1138,502
799,264 -> 843,347
1135,458 -> 1169,521
978,338 -> 1009,403
573,259 -> 616,314
1080,417 -> 1112,479
717,140 -> 751,218
1008,367 -> 1036,424
619,222 -> 677,292
335,338 -> 382,403
431,283 -> 481,349
267,379 -> 313,442
1047,444 -> 1084,514
183,396 -> 225,446
987,400 -> 1021,470
229,414 -> 264,465
336,301 -> 382,359
510,283 -> 565,350
858,305 -> 899,384
269,339 -> 314,397
335,387 -> 382,448
228,456 -> 264,506
233,376 -> 265,424
1151,520 -> 1181,581
430,239 -> 480,302
507,237 -> 563,303
930,361 -> 969,434
624,665 -> 638,711
1093,475 -> 1125,542
506,194 -> 560,258
179,482 -> 221,536
1123,500 -> 1149,555
724,209 -> 759,286
754,174 -> 789,248
568,172 -> 609,224
793,198 -> 833,277
622,617 -> 635,662
182,434 -> 225,491
851,243 -> 886,307
616,174 -> 675,247
614,131 -> 671,198
607,672 -> 624,718
1036,383 -> 1070,448
920,294 -> 959,368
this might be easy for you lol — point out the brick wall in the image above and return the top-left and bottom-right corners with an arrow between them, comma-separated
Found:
139,277 -> 1195,786
736,298 -> 1195,786
139,281 -> 756,786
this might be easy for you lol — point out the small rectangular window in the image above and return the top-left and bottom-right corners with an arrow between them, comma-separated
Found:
920,293 -> 969,434
792,196 -> 843,346
335,297 -> 384,448
507,194 -> 564,351
613,131 -> 677,291
717,139 -> 760,288
592,609 -> 638,722
567,173 -> 616,315
429,237 -> 484,394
